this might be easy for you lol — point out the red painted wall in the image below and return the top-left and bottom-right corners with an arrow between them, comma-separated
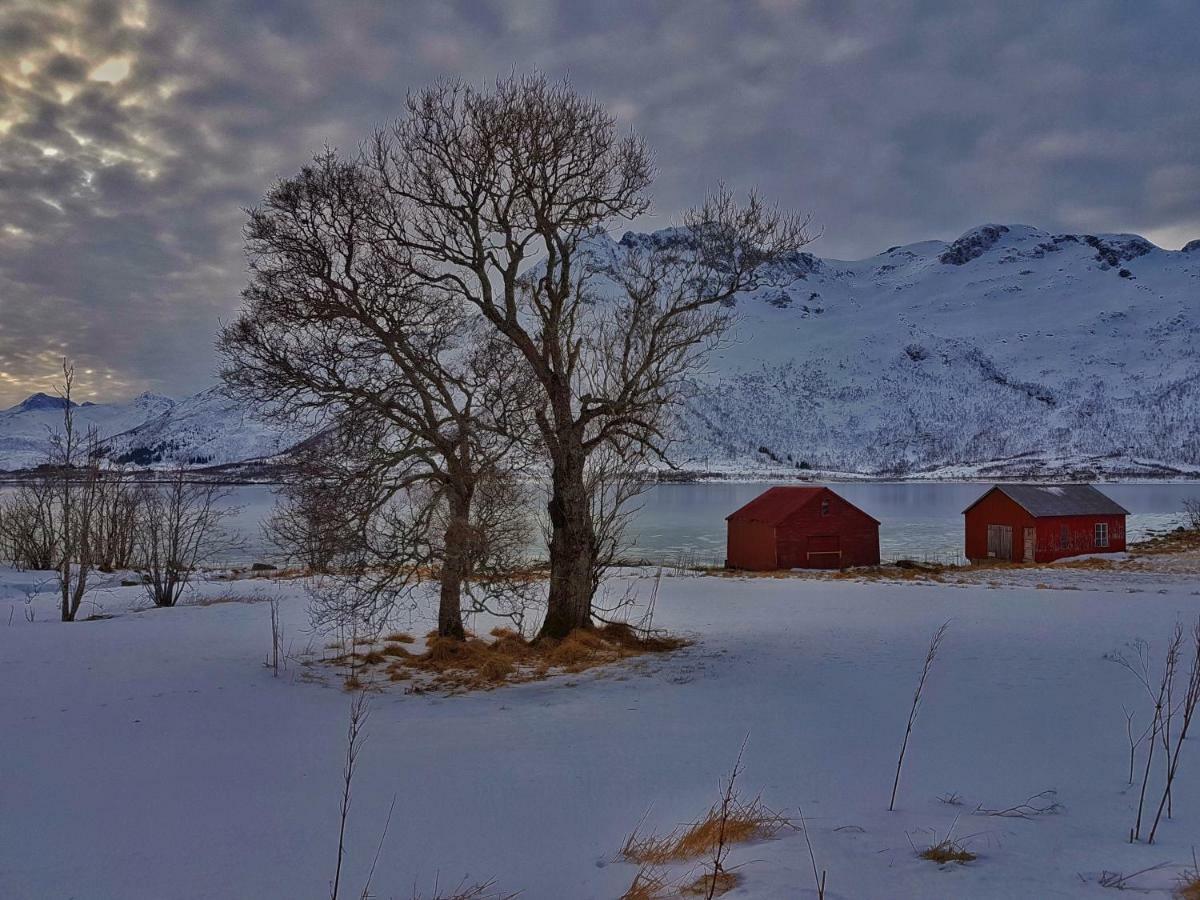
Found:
1031,514 -> 1126,562
965,490 -> 1127,562
775,490 -> 880,569
964,491 -> 1035,562
726,519 -> 777,570
727,489 -> 880,570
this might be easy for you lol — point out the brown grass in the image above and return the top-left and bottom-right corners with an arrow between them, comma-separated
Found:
620,866 -> 672,900
325,622 -> 688,693
622,797 -> 788,866
1134,527 -> 1200,555
383,631 -> 415,643
679,871 -> 739,897
1176,852 -> 1200,900
919,838 -> 976,865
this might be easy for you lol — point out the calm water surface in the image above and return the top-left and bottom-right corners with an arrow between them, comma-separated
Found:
215,481 -> 1200,566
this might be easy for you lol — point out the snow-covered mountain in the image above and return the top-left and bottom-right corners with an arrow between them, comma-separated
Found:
102,386 -> 298,468
1,223 -> 1196,477
607,223 -> 1200,477
0,391 -> 176,471
0,387 -> 294,472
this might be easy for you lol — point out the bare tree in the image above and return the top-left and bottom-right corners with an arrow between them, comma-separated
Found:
138,471 -> 239,607
366,73 -> 812,637
91,465 -> 143,572
264,472 -> 365,575
1182,498 -> 1200,531
49,362 -> 103,622
220,149 -> 537,640
0,477 -> 59,570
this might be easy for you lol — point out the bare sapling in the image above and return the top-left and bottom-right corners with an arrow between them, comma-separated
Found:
1148,619 -> 1200,844
799,807 -> 826,900
1113,629 -> 1183,842
49,361 -> 103,622
1124,705 -> 1153,785
702,739 -> 749,900
889,622 -> 949,811
139,470 -> 239,607
327,692 -> 511,900
331,692 -> 369,900
267,595 -> 284,676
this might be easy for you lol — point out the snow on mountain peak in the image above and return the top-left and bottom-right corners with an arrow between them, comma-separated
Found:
8,392 -> 72,413
0,222 -> 1194,476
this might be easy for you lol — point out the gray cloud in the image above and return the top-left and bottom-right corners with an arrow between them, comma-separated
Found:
0,0 -> 1196,405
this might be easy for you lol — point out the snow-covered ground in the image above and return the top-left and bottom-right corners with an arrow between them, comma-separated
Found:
3,560 -> 1200,899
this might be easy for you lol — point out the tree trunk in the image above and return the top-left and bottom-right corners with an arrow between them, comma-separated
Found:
437,490 -> 470,640
539,445 -> 597,640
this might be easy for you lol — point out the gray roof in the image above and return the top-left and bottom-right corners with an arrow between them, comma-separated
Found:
964,483 -> 1129,517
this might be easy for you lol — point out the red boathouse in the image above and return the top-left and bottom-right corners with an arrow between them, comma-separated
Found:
726,486 -> 881,571
963,484 -> 1128,564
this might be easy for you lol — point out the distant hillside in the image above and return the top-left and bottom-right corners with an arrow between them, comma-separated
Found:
0,391 -> 176,471
640,223 -> 1200,478
1,223 -> 1197,478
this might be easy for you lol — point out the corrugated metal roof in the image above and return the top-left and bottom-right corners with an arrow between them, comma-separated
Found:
963,483 -> 1129,517
726,486 -> 826,525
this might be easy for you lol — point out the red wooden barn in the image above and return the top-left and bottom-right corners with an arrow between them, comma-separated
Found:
725,486 -> 881,570
963,484 -> 1128,563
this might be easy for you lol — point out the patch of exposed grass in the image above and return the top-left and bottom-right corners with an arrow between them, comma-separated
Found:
186,592 -> 274,607
327,622 -> 688,694
1134,527 -> 1200,555
919,838 -> 976,865
383,631 -> 415,643
679,870 -> 739,897
622,796 -> 788,866
1176,852 -> 1200,899
620,866 -> 671,900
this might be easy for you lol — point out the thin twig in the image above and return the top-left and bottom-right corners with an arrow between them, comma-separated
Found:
889,622 -> 949,811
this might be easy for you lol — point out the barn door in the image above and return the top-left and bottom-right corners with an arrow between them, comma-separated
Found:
987,524 -> 1013,560
1023,527 -> 1035,562
807,534 -> 841,568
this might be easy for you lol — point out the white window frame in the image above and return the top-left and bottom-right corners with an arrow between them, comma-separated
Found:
1094,522 -> 1109,548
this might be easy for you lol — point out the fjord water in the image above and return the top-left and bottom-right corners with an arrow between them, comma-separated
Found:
217,481 -> 1200,566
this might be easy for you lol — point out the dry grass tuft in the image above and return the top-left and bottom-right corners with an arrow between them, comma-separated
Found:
622,796 -> 788,866
679,870 -> 739,897
383,631 -> 415,643
620,866 -> 672,900
919,838 -> 976,865
327,622 -> 688,693
1176,851 -> 1200,899
1134,527 -> 1200,556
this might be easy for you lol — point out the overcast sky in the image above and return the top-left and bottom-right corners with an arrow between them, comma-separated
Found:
1,0 -> 1197,406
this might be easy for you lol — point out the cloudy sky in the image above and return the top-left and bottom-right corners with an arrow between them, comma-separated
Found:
1,0 -> 1197,406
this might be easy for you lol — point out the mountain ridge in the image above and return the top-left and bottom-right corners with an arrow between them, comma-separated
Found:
1,222 -> 1197,477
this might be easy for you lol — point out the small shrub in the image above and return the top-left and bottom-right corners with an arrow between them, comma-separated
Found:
919,837 -> 976,865
621,796 -> 787,865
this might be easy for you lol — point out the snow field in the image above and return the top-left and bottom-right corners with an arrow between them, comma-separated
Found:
2,567 -> 1200,897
